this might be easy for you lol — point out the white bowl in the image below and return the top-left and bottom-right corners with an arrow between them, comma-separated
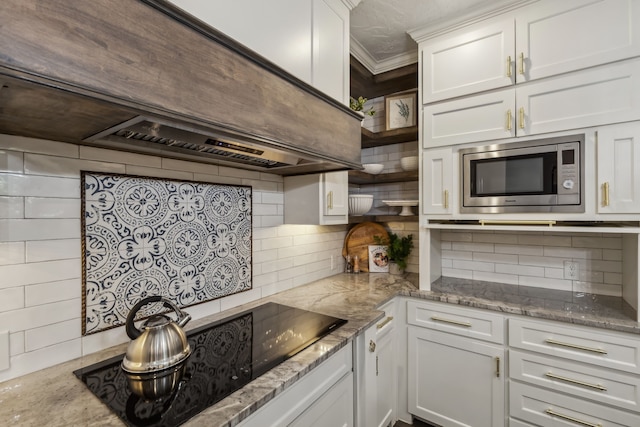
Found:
400,156 -> 418,171
362,163 -> 384,175
348,194 -> 373,216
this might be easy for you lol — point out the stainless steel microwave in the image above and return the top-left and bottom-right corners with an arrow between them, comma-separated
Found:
460,135 -> 584,213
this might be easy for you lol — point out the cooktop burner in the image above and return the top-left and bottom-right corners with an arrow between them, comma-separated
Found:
74,302 -> 347,427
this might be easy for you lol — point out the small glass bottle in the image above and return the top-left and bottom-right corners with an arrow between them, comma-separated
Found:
353,255 -> 360,273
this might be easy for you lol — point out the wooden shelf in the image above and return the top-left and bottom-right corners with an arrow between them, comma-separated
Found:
349,170 -> 418,185
349,215 -> 418,224
361,126 -> 418,148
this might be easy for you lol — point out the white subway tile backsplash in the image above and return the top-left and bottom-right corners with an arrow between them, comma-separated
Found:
518,276 -> 572,291
573,282 -> 622,297
0,259 -> 80,289
125,165 -> 193,181
0,134 -> 78,158
0,287 -> 24,312
0,219 -> 80,242
9,331 -> 24,356
0,150 -> 24,173
25,319 -> 80,352
25,239 -> 80,263
441,231 -> 623,295
0,196 -> 24,218
0,298 -> 80,332
442,268 -> 474,280
24,197 -> 80,219
194,172 -> 243,186
24,153 -> 125,178
80,146 -> 161,168
25,278 -> 80,306
81,326 -> 128,356
473,271 -> 519,285
0,339 -> 82,383
1,174 -> 79,197
162,157 -> 217,174
0,242 -> 25,265
220,288 -> 261,312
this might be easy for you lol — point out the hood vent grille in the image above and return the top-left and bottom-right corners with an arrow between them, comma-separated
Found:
112,128 -> 287,168
85,117 -> 316,171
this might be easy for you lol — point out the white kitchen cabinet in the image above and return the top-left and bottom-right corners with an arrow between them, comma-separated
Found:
422,90 -> 515,147
597,122 -> 640,213
423,58 -> 640,147
355,300 -> 397,427
239,345 -> 353,427
422,148 -> 453,215
407,301 -> 506,427
289,372 -> 354,427
408,327 -> 505,427
516,59 -> 640,137
509,317 -> 640,426
166,0 -> 353,103
419,16 -> 514,104
416,0 -> 640,103
284,171 -> 348,225
515,0 -> 640,84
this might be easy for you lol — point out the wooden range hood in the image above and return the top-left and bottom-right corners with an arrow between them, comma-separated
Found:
0,0 -> 362,175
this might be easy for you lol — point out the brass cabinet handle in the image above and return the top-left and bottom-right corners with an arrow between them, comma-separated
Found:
545,372 -> 607,391
545,338 -> 608,355
506,109 -> 512,130
377,316 -> 394,329
495,356 -> 500,378
545,409 -> 602,427
519,107 -> 525,129
431,315 -> 471,328
519,52 -> 525,74
444,190 -> 449,209
369,339 -> 376,352
602,182 -> 610,207
480,219 -> 556,226
327,191 -> 333,210
507,56 -> 512,77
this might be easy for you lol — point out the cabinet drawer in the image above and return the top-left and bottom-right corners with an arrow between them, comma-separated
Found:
407,300 -> 505,344
510,349 -> 640,413
509,318 -> 640,374
510,382 -> 640,427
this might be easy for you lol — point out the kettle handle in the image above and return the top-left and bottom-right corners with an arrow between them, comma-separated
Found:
125,296 -> 191,339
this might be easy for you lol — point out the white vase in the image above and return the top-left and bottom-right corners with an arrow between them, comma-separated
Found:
389,262 -> 403,275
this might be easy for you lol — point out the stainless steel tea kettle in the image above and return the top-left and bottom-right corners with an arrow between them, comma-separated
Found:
122,296 -> 192,374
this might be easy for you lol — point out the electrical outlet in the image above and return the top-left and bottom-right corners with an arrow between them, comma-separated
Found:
563,260 -> 579,280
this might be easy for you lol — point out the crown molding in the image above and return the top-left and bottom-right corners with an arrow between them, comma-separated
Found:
350,35 -> 418,75
340,0 -> 362,11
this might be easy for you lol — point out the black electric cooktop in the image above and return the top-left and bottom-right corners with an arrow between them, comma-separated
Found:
74,302 -> 347,427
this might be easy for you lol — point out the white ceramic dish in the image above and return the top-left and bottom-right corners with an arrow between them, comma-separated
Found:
362,163 -> 384,175
348,194 -> 374,216
400,156 -> 418,171
382,199 -> 419,216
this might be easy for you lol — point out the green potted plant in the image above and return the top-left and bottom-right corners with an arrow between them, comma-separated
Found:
349,96 -> 376,117
374,232 -> 413,274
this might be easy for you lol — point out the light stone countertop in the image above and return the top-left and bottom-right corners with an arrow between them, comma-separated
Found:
2,272 -> 639,427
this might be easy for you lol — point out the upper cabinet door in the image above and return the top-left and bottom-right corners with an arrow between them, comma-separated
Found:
323,171 -> 348,218
516,0 -> 640,83
420,17 -> 515,104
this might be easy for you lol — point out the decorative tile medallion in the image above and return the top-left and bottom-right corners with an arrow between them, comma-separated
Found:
81,172 -> 252,334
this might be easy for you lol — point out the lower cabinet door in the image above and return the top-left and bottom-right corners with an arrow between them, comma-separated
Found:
408,326 -> 505,427
289,372 -> 354,427
376,323 -> 395,427
510,381 -> 640,427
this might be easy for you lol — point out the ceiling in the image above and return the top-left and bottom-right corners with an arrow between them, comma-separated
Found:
350,0 -> 522,74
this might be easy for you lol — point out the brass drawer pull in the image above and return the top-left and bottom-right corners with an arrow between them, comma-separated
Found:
545,339 -> 607,355
327,191 -> 333,210
545,409 -> 602,427
519,52 -> 525,75
507,56 -> 512,77
443,190 -> 449,209
431,316 -> 471,328
603,182 -> 610,207
377,316 -> 394,329
519,107 -> 525,129
545,372 -> 607,391
495,356 -> 500,378
506,109 -> 513,130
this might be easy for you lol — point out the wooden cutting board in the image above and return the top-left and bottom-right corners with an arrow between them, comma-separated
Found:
342,222 -> 389,272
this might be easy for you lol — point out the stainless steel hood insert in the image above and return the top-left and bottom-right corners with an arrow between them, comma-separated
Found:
85,116 -> 333,172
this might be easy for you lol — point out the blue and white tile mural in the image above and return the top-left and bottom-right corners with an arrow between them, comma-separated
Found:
81,172 -> 252,334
